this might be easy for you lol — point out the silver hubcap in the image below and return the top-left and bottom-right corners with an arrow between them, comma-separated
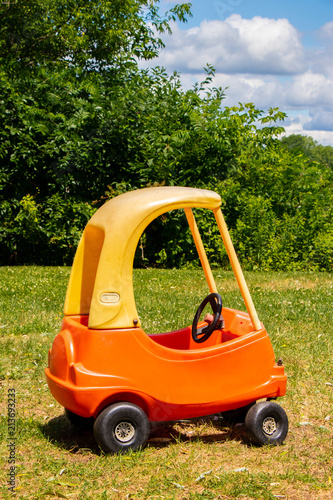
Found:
114,421 -> 135,443
262,416 -> 277,435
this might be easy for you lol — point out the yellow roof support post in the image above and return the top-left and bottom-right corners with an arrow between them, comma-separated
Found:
214,208 -> 262,331
184,208 -> 217,295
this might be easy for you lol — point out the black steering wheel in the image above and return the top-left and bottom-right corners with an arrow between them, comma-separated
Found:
192,293 -> 223,343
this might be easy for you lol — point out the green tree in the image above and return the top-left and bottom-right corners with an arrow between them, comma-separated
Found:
281,134 -> 333,168
0,0 -> 192,263
0,0 -> 192,70
1,1 -> 332,271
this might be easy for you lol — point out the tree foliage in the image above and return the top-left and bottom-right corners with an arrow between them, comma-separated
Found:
0,0 -> 192,69
0,1 -> 332,271
281,134 -> 333,168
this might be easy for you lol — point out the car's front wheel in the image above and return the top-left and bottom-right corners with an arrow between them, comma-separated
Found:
93,402 -> 150,454
245,401 -> 288,446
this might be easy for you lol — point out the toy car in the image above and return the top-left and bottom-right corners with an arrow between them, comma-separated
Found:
45,186 -> 288,453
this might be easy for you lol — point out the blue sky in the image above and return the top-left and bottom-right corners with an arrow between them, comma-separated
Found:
146,0 -> 333,145
185,0 -> 331,32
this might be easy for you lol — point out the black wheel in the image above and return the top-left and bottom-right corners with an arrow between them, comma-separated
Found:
65,408 -> 94,428
93,402 -> 150,454
192,293 -> 223,343
245,402 -> 288,446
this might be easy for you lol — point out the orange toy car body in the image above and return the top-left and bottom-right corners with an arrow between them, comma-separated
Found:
45,187 -> 288,453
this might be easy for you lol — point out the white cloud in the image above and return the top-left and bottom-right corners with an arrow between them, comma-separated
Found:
144,15 -> 333,144
156,15 -> 306,75
311,22 -> 333,79
282,115 -> 333,146
304,108 -> 333,132
286,71 -> 333,108
318,21 -> 333,41
211,73 -> 285,108
225,15 -> 305,74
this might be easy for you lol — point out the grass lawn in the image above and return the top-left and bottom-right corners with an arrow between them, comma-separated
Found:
0,266 -> 332,499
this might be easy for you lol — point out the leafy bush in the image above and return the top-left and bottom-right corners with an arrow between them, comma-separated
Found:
1,1 -> 332,271
0,195 -> 95,265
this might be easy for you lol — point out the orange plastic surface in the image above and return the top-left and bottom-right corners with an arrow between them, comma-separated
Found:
45,186 -> 287,423
45,311 -> 287,421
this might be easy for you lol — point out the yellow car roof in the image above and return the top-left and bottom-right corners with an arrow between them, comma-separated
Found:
64,186 -> 221,329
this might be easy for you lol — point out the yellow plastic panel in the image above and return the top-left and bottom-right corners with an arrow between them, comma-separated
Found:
64,225 -> 105,315
64,187 -> 221,329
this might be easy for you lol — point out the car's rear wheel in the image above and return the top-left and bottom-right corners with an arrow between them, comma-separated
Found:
93,402 -> 150,454
245,401 -> 288,446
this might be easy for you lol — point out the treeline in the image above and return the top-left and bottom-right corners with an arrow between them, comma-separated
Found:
1,0 -> 332,271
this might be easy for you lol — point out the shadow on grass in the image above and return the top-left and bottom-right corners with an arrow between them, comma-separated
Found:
40,413 -> 250,455
148,415 -> 250,449
39,413 -> 100,455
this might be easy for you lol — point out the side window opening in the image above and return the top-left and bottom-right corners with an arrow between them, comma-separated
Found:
133,208 -> 224,335
134,209 -> 199,269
